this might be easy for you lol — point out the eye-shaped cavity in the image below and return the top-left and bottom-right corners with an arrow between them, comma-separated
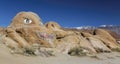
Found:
51,24 -> 55,28
24,18 -> 32,24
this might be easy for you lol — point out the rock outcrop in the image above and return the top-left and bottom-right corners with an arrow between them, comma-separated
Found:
0,11 -> 120,56
94,29 -> 119,49
9,12 -> 43,27
45,21 -> 68,38
87,37 -> 111,52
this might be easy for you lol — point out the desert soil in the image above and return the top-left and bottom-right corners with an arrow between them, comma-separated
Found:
0,42 -> 120,64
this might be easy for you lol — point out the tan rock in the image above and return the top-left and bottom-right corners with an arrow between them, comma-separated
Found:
94,35 -> 119,49
87,37 -> 111,52
0,27 -> 4,31
15,26 -> 55,48
45,21 -> 67,38
9,11 -> 43,28
1,36 -> 19,49
1,11 -> 119,56
80,32 -> 93,37
5,27 -> 30,48
79,35 -> 97,53
45,21 -> 61,30
94,29 -> 119,49
94,29 -> 116,43
0,27 -> 5,36
54,35 -> 80,54
7,12 -> 56,48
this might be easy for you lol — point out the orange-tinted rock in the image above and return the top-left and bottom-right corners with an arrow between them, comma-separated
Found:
45,21 -> 67,38
15,26 -> 55,48
5,27 -> 30,48
45,21 -> 61,29
1,11 -> 119,56
5,12 -> 55,49
0,27 -> 4,31
0,27 -> 5,36
9,12 -> 43,28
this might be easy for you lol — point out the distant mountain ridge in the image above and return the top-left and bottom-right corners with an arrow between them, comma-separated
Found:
63,25 -> 120,41
99,25 -> 120,35
71,25 -> 120,35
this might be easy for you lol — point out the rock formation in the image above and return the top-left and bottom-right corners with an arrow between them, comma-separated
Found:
9,12 -> 43,27
93,29 -> 119,49
0,11 -> 120,56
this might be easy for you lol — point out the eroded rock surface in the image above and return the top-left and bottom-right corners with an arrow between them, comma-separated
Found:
0,11 -> 120,56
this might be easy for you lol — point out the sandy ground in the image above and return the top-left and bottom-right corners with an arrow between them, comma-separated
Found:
0,43 -> 120,64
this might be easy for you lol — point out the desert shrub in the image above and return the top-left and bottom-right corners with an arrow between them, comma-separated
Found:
112,48 -> 120,52
68,47 -> 90,56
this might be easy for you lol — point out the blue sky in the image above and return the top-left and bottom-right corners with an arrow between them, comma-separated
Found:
0,0 -> 120,27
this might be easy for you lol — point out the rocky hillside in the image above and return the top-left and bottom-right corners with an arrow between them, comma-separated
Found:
99,25 -> 120,34
70,25 -> 120,34
0,12 -> 120,57
63,25 -> 120,41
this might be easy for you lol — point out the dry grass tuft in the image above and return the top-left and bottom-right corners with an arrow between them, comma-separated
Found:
112,48 -> 120,52
68,47 -> 90,56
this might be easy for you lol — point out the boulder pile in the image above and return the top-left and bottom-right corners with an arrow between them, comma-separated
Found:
0,11 -> 120,56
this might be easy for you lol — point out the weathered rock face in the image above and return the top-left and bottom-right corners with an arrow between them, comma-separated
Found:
87,37 -> 111,52
2,12 -> 56,50
0,27 -> 3,31
78,35 -> 97,53
5,27 -> 30,48
54,35 -> 80,54
0,27 -> 4,35
45,21 -> 68,38
45,21 -> 61,30
80,32 -> 93,37
0,27 -> 5,41
0,11 -> 120,56
15,26 -> 55,47
94,29 -> 119,49
94,29 -> 116,43
9,12 -> 43,28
